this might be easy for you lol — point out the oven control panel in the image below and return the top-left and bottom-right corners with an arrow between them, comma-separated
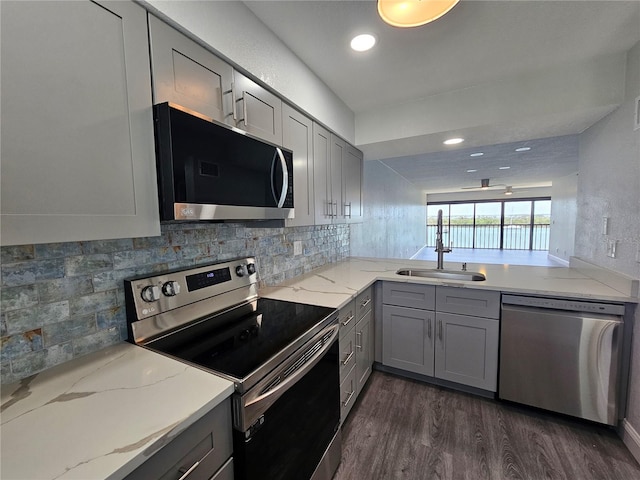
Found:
125,257 -> 259,321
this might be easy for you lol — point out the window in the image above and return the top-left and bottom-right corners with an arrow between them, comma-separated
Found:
427,197 -> 551,251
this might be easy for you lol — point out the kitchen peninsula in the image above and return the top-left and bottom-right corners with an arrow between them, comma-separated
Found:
1,256 -> 636,479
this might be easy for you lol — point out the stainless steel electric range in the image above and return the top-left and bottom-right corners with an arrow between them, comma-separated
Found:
124,257 -> 341,480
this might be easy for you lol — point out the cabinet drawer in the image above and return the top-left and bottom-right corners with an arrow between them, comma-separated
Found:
340,365 -> 357,424
125,398 -> 232,480
339,327 -> 357,381
211,458 -> 234,480
382,282 -> 435,310
338,300 -> 357,339
356,286 -> 373,319
436,287 -> 500,319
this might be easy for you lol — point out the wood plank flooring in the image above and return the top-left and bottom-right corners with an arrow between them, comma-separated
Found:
333,371 -> 640,480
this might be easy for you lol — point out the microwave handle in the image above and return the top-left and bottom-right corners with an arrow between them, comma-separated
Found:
271,148 -> 289,208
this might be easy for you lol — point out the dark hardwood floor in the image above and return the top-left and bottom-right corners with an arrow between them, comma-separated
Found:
333,371 -> 640,480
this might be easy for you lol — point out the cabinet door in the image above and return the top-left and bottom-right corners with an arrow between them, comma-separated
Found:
148,15 -> 233,124
382,305 -> 434,376
313,123 -> 333,225
434,312 -> 499,391
340,365 -> 357,424
1,0 -> 160,246
343,144 -> 363,224
233,70 -> 283,145
283,104 -> 315,227
355,309 -> 373,396
339,326 -> 357,381
330,134 -> 346,223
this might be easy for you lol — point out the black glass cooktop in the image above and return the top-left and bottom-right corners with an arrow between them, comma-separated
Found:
147,298 -> 336,381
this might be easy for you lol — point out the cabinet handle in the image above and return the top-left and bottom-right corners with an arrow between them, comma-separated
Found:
342,389 -> 355,407
332,201 -> 338,217
438,319 -> 443,341
342,350 -> 354,366
360,298 -> 371,309
427,320 -> 432,339
230,83 -> 237,122
341,313 -> 354,327
242,93 -> 248,127
177,461 -> 200,480
356,331 -> 362,350
345,202 -> 352,218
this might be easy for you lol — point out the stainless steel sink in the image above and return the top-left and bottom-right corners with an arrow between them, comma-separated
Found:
395,268 -> 486,281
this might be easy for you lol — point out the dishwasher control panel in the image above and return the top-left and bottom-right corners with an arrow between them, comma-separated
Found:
502,294 -> 625,316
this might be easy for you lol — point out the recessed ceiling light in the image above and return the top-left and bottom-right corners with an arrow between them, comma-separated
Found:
499,166 -> 510,170
350,34 -> 376,52
515,147 -> 531,152
470,152 -> 484,157
466,169 -> 477,173
444,137 -> 464,145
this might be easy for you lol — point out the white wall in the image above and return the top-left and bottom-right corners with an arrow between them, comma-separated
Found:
141,0 -> 355,142
548,173 -> 578,262
350,161 -> 426,259
575,41 -> 640,460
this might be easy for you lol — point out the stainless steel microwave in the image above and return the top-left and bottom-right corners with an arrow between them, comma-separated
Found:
154,103 -> 294,221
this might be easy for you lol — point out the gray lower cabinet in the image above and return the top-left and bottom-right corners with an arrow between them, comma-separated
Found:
1,0 -> 160,246
434,312 -> 499,391
125,397 -> 233,480
283,104 -> 315,227
148,14 -> 233,124
232,70 -> 283,145
382,304 -> 435,376
381,282 -> 500,392
339,285 -> 374,423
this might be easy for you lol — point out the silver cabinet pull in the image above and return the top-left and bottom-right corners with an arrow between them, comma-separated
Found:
438,319 -> 443,341
342,389 -> 355,407
342,350 -> 354,366
345,202 -> 352,218
360,298 -> 371,309
229,83 -> 237,122
332,201 -> 338,217
427,320 -> 432,339
356,331 -> 362,350
177,461 -> 200,480
341,313 -> 354,327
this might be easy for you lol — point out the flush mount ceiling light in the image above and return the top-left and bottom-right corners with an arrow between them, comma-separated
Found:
466,169 -> 477,173
378,0 -> 460,28
350,34 -> 376,52
505,186 -> 513,195
515,147 -> 531,152
470,152 -> 484,157
443,137 -> 464,145
499,166 -> 510,170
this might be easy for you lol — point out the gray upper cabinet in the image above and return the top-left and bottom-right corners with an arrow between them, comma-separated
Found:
1,0 -> 160,246
232,70 -> 283,145
313,123 -> 333,225
283,104 -> 315,227
148,14 -> 233,124
343,145 -> 364,223
313,128 -> 350,225
330,134 -> 346,222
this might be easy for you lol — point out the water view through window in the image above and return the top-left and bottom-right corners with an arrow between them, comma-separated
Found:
427,198 -> 551,250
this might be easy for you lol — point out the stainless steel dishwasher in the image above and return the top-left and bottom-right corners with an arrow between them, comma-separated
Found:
499,294 -> 625,425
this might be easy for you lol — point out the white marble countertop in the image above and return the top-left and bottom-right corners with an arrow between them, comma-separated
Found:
260,257 -> 637,308
0,342 -> 234,480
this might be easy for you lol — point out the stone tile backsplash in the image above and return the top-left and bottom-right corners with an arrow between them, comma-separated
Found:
1,222 -> 349,384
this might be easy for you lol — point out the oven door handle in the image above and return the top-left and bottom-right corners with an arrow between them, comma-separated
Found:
241,323 -> 339,427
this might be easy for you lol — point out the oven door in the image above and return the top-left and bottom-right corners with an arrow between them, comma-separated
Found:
232,323 -> 340,480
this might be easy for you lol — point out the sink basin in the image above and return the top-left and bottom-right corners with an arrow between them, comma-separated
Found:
396,268 -> 486,281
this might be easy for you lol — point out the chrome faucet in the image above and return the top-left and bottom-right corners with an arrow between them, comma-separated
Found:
435,209 -> 452,270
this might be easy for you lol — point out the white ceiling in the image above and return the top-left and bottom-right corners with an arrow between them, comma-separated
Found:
245,0 -> 640,193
